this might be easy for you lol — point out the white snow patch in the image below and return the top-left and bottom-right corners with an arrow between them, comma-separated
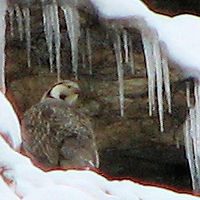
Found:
89,0 -> 151,19
0,92 -> 21,150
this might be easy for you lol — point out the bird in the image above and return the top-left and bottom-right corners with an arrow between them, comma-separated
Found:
21,80 -> 99,170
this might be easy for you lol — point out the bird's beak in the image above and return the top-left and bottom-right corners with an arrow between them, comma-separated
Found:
74,89 -> 81,94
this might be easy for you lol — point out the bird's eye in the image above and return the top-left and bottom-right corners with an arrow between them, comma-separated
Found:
67,85 -> 71,89
59,94 -> 67,100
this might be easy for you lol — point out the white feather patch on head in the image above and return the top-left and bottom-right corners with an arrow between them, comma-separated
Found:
50,84 -> 69,100
43,80 -> 80,106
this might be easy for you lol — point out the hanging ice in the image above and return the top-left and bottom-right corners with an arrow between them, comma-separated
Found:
185,81 -> 200,193
141,31 -> 156,117
22,7 -> 31,68
193,82 -> 200,181
62,5 -> 80,79
0,0 -> 7,93
142,28 -> 170,132
162,52 -> 171,113
153,34 -> 164,132
8,7 -> 14,37
51,2 -> 61,81
123,30 -> 135,74
82,51 -> 86,69
185,109 -> 197,192
86,28 -> 92,75
123,30 -> 129,63
42,4 -> 54,72
113,33 -> 124,117
15,4 -> 24,41
42,1 -> 61,80
128,37 -> 135,74
186,82 -> 191,108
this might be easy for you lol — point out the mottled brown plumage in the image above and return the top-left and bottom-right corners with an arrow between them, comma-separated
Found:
22,80 -> 99,169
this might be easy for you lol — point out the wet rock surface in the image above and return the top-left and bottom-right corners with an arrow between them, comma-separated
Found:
5,2 -> 193,191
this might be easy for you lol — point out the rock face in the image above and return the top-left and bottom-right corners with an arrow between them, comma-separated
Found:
6,2 -> 192,191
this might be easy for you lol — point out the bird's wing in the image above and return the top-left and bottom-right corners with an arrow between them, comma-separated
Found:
22,100 -> 73,167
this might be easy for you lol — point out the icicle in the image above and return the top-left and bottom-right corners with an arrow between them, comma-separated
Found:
22,7 -> 31,68
186,82 -> 191,108
176,139 -> 180,149
51,2 -> 61,81
162,53 -> 171,113
86,28 -> 92,75
62,5 -> 80,79
123,30 -> 129,63
0,0 -> 7,93
15,4 -> 23,41
194,83 -> 200,169
42,4 -> 54,72
128,37 -> 135,74
8,7 -> 14,37
184,110 -> 198,192
105,32 -> 109,40
113,33 -> 124,117
185,81 -> 200,193
142,30 -> 171,131
141,31 -> 155,117
153,35 -> 164,132
82,51 -> 86,69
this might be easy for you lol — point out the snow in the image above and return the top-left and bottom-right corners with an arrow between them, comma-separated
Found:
89,0 -> 151,19
169,16 -> 200,76
0,0 -> 7,93
148,13 -> 200,78
23,185 -> 96,200
0,92 -> 21,150
0,176 -> 20,200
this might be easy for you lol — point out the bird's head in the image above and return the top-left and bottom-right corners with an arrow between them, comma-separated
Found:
42,80 -> 80,106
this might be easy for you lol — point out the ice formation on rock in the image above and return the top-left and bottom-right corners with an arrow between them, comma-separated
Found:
113,33 -> 125,117
15,4 -> 23,41
62,5 -> 80,79
22,7 -> 31,68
